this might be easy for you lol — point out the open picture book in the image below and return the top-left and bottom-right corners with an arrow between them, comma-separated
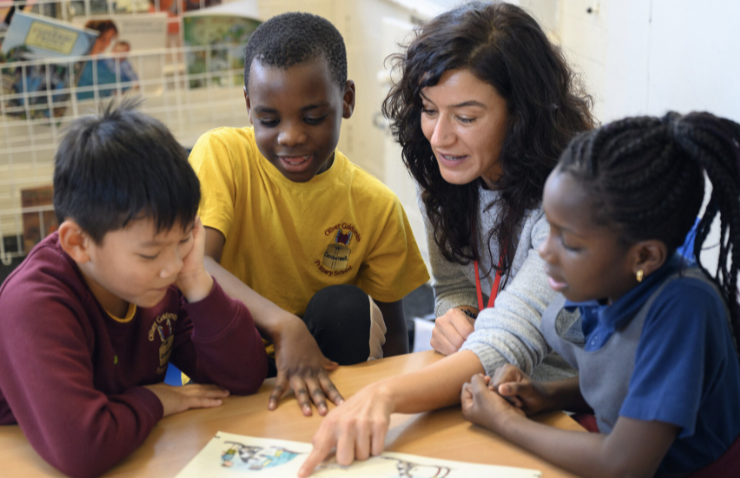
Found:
176,432 -> 542,478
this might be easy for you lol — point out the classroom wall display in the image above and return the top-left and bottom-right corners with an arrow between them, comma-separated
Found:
176,432 -> 542,478
0,11 -> 99,118
68,14 -> 167,101
71,13 -> 168,52
181,1 -> 261,89
1,11 -> 98,58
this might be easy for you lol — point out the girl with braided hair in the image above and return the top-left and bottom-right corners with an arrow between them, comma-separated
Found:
460,112 -> 740,477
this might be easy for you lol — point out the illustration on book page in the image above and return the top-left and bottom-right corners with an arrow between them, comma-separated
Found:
175,432 -> 542,478
219,442 -> 302,471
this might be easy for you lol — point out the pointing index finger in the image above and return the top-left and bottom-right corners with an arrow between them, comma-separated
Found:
298,438 -> 334,478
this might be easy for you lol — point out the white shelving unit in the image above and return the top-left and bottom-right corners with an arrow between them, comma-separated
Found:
0,0 -> 248,264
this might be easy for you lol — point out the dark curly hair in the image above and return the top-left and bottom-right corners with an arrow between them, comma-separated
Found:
383,2 -> 594,277
243,12 -> 347,93
557,112 -> 740,354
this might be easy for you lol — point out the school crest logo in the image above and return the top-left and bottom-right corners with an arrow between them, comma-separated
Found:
148,312 -> 178,374
323,229 -> 352,271
315,223 -> 362,277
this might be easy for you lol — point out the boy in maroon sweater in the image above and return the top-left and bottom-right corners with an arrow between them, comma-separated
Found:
0,100 -> 267,478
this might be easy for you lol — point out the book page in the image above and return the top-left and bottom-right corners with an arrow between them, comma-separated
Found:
176,432 -> 542,478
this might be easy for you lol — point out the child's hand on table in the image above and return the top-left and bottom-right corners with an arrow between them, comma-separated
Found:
461,374 -> 525,432
490,364 -> 551,415
143,383 -> 230,417
269,319 -> 343,417
201,225 -> 343,418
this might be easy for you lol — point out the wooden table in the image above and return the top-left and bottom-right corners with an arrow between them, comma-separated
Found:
0,351 -> 585,477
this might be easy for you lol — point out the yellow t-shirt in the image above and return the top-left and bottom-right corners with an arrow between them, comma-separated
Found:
189,127 -> 429,318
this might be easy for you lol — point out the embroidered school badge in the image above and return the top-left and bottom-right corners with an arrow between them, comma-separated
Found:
148,312 -> 177,374
322,229 -> 352,271
315,223 -> 361,277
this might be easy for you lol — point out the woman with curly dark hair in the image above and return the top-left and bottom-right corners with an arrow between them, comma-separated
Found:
382,1 -> 594,363
299,3 -> 594,473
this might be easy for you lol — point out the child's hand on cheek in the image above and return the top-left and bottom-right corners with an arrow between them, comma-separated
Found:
461,374 -> 525,433
175,217 -> 214,303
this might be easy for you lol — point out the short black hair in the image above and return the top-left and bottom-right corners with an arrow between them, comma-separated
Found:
53,98 -> 200,243
243,12 -> 347,93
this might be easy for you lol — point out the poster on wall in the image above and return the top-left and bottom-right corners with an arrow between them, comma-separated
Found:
70,13 -> 167,101
0,11 -> 98,118
181,1 -> 261,89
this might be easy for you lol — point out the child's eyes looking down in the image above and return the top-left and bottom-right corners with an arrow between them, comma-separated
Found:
560,237 -> 580,252
555,230 -> 582,252
137,233 -> 192,261
258,115 -> 329,127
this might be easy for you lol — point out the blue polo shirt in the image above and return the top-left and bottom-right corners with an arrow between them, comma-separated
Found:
565,254 -> 740,474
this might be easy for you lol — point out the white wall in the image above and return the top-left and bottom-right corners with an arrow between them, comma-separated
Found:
647,0 -> 740,121
555,0 -> 740,270
557,0 -> 740,124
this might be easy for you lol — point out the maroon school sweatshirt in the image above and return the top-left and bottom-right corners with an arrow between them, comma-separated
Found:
0,233 -> 267,478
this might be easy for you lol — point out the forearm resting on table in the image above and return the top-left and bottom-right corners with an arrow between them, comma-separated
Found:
381,350 -> 485,414
497,415 -> 676,478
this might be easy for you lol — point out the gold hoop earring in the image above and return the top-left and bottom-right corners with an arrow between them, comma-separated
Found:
636,270 -> 644,283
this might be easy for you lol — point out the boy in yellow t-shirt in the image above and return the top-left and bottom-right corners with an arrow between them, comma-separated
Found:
189,12 -> 429,417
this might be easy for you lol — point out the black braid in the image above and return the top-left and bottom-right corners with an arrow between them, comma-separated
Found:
558,112 -> 740,358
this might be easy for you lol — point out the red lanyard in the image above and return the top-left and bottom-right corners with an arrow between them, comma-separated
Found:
474,253 -> 504,311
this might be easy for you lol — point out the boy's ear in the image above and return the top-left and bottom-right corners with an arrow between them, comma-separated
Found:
58,220 -> 92,264
630,239 -> 668,279
244,87 -> 254,125
342,80 -> 356,119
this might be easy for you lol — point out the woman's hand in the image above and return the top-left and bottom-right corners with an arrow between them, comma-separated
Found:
430,307 -> 477,355
461,373 -> 525,432
490,364 -> 552,415
298,383 -> 394,477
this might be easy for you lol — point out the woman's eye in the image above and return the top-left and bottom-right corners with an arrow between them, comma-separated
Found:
458,116 -> 476,124
421,108 -> 437,116
139,253 -> 159,260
